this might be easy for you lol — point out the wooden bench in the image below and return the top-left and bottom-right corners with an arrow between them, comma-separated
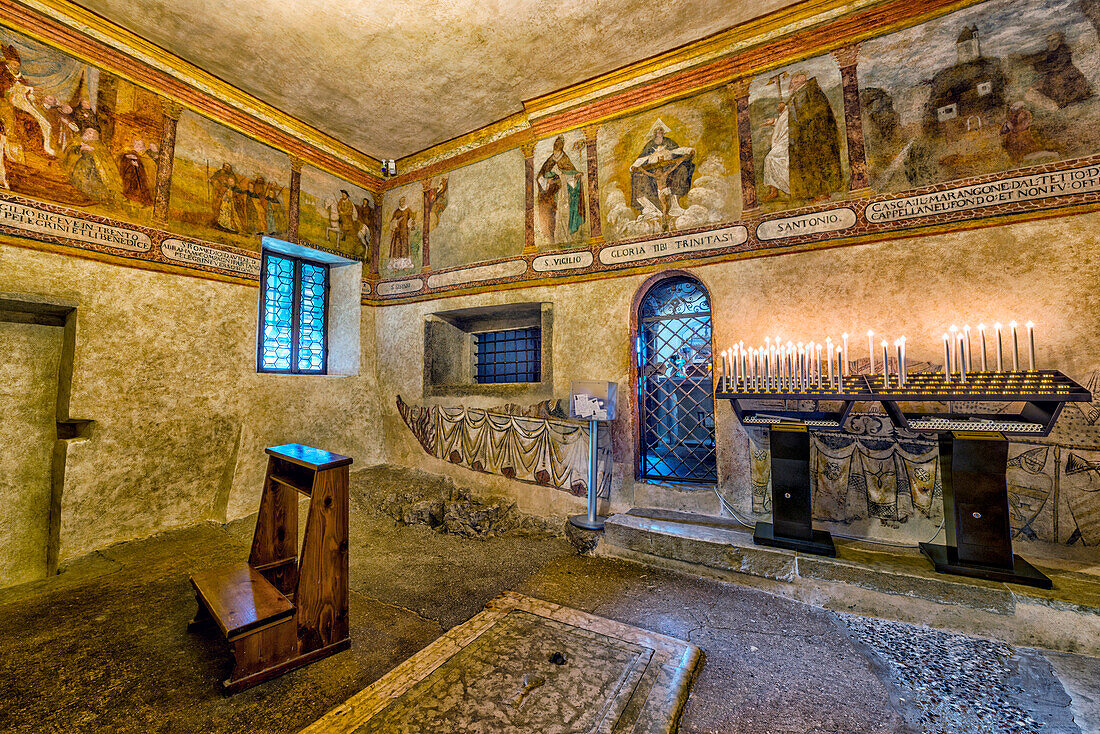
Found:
189,443 -> 352,692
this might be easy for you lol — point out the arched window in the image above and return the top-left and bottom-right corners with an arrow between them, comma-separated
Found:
632,273 -> 716,483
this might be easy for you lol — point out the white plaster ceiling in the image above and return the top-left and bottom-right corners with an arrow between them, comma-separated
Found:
75,0 -> 801,159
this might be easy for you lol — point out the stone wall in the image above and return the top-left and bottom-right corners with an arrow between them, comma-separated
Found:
373,210 -> 1100,557
0,241 -> 383,582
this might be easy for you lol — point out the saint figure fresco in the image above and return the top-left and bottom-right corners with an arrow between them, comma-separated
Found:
537,135 -> 585,245
389,195 -> 417,270
757,71 -> 844,204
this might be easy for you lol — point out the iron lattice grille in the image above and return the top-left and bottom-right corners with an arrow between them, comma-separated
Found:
637,278 -> 716,483
258,252 -> 328,374
475,327 -> 541,384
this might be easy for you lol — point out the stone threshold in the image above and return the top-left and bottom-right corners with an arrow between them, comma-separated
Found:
597,508 -> 1100,657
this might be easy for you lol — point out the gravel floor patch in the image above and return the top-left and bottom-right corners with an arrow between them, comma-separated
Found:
835,614 -> 1070,733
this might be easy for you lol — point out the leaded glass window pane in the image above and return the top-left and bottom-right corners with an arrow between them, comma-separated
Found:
636,276 -> 716,483
261,254 -> 294,371
258,251 -> 328,374
297,262 -> 327,373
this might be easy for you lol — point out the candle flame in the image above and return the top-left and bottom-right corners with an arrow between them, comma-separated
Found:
1009,320 -> 1017,328
842,332 -> 848,339
880,339 -> 887,347
949,324 -> 958,333
994,322 -> 1002,330
867,330 -> 874,337
978,323 -> 985,330
1026,321 -> 1034,328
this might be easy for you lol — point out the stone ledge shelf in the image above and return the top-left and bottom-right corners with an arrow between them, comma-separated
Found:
597,508 -> 1100,657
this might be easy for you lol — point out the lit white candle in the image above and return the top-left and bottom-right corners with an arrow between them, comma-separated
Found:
842,333 -> 849,374
949,325 -> 959,375
1010,321 -> 1019,371
994,322 -> 1004,372
721,350 -> 728,391
753,348 -> 760,390
958,331 -> 967,382
867,330 -> 875,374
896,338 -> 907,387
943,333 -> 952,383
1026,321 -> 1036,371
836,346 -> 844,389
827,339 -> 834,388
978,323 -> 987,372
881,339 -> 890,388
769,344 -> 776,390
732,345 -> 739,389
815,343 -> 823,388
964,325 -> 972,372
797,344 -> 805,390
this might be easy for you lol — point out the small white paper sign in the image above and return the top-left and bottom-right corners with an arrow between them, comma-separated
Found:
573,394 -> 604,419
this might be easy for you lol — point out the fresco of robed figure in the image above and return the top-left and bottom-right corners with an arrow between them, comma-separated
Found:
0,28 -> 164,223
535,131 -> 587,248
597,88 -> 741,241
749,55 -> 848,212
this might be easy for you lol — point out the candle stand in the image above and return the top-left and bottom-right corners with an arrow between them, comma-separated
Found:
718,370 -> 1091,588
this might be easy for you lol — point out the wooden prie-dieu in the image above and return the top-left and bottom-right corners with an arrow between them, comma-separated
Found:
188,444 -> 352,692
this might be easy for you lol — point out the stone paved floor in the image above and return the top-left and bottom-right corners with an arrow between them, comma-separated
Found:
1,481 -> 1098,733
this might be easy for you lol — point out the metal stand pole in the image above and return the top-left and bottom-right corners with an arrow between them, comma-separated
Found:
569,419 -> 607,530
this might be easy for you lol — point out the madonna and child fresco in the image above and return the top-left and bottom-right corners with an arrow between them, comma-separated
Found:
0,30 -> 164,222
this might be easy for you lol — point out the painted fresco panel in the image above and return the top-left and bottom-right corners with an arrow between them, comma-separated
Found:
0,27 -> 163,223
430,148 -> 524,270
749,54 -> 849,212
597,88 -> 740,241
533,130 -> 588,250
381,181 -> 423,277
299,164 -> 374,261
859,0 -> 1100,193
169,109 -> 289,251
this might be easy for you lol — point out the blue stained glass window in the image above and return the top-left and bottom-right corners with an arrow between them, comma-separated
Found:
297,262 -> 327,373
258,251 -> 328,374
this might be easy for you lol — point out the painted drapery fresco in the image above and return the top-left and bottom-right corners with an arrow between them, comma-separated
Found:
859,0 -> 1100,193
169,110 -> 289,251
430,148 -> 524,270
380,181 -> 423,276
534,130 -> 588,249
0,27 -> 163,223
740,372 -> 1100,549
597,88 -> 741,241
298,164 -> 374,261
397,396 -> 612,498
749,54 -> 849,211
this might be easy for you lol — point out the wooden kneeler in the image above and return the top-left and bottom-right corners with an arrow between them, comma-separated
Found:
189,444 -> 352,692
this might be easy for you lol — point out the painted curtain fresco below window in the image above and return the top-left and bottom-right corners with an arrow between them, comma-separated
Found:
258,252 -> 327,374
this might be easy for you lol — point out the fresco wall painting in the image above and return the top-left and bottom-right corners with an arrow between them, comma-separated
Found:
0,28 -> 163,225
859,0 -> 1100,193
298,164 -> 375,262
533,129 -> 589,250
381,181 -> 423,277
168,109 -> 290,252
429,148 -> 525,271
747,54 -> 850,213
597,88 -> 742,241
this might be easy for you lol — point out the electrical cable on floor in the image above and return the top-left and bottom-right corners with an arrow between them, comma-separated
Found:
712,486 -> 947,549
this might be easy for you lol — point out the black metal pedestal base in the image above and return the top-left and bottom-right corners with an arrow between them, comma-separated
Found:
919,543 -> 1052,589
753,522 -> 836,557
569,513 -> 607,531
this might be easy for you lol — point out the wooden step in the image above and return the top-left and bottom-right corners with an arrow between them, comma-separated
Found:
190,562 -> 294,641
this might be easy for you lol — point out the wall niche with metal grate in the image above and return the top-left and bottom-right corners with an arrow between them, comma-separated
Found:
424,303 -> 552,398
